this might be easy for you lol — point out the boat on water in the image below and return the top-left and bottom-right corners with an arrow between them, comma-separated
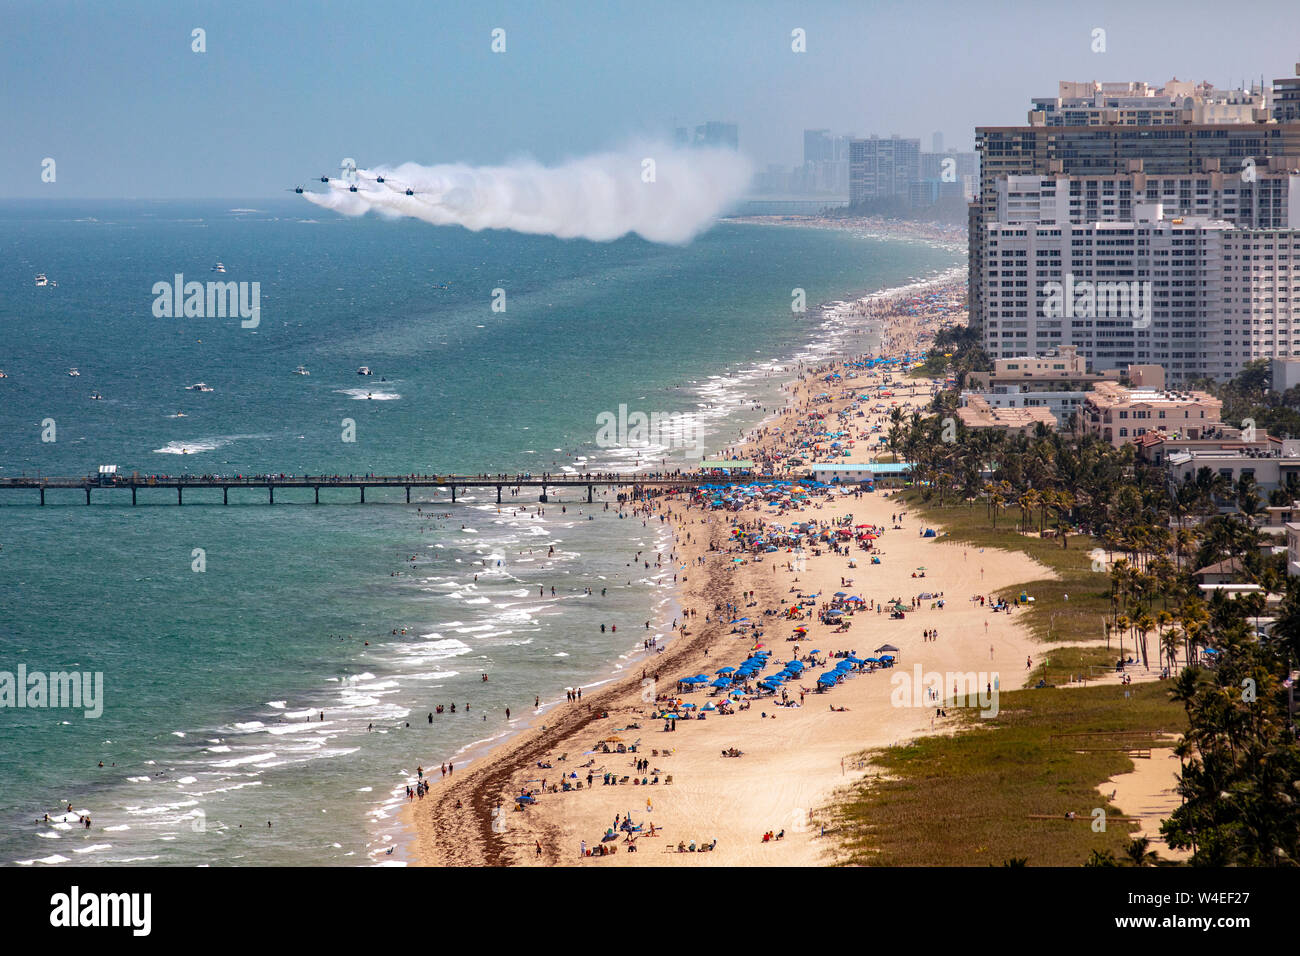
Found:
212,262 -> 227,273
186,382 -> 214,392
0,370 -> 8,378
293,365 -> 310,376
35,274 -> 48,287
68,368 -> 80,377
90,392 -> 103,401
357,366 -> 373,376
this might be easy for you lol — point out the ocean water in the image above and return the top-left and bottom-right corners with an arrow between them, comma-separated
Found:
0,200 -> 961,865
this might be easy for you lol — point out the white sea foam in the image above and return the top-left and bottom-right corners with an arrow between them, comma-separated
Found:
336,388 -> 400,400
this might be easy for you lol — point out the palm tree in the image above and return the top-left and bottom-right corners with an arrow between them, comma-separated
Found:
1084,848 -> 1120,867
1018,489 -> 1040,534
1135,613 -> 1155,670
1124,837 -> 1159,866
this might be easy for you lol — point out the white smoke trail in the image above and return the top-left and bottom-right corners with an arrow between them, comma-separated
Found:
301,145 -> 752,244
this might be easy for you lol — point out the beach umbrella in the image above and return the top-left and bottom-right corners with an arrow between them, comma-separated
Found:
716,667 -> 735,674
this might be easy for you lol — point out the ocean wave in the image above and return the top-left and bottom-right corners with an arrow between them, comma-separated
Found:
336,388 -> 401,400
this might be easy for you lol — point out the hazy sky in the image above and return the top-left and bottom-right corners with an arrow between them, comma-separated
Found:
6,0 -> 1300,198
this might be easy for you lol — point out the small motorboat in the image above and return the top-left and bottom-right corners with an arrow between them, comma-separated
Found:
293,365 -> 310,376
90,392 -> 103,401
35,274 -> 48,287
212,262 -> 227,273
186,382 -> 214,392
68,368 -> 81,377
357,366 -> 373,376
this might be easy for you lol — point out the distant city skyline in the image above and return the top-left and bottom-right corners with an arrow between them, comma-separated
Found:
6,0 -> 1300,197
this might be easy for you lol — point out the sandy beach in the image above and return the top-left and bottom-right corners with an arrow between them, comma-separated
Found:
402,268 -> 1168,866
400,274 -> 1049,864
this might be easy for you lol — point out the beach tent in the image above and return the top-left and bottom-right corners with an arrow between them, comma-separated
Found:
875,644 -> 900,654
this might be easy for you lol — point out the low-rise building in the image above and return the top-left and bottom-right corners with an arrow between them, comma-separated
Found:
956,394 -> 1057,435
1166,447 -> 1300,490
1084,381 -> 1222,448
1134,425 -> 1277,465
958,384 -> 1087,432
1286,521 -> 1300,576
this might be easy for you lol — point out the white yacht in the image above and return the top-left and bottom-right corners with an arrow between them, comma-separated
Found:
357,366 -> 373,376
293,365 -> 310,376
186,382 -> 214,392
35,274 -> 48,287
212,262 -> 227,273
68,368 -> 81,377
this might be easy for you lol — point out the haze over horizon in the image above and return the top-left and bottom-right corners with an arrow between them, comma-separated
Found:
5,0 -> 1300,199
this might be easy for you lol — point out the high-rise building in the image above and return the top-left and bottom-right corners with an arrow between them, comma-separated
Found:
801,130 -> 852,194
676,121 -> 739,150
696,121 -> 739,150
804,129 -> 833,164
849,135 -> 920,205
1028,78 -> 1271,127
1274,63 -> 1300,123
970,66 -> 1300,365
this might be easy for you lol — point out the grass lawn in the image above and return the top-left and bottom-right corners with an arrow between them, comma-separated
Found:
831,681 -> 1185,866
896,490 -> 1119,650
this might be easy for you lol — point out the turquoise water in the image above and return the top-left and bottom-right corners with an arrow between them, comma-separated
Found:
0,200 -> 961,865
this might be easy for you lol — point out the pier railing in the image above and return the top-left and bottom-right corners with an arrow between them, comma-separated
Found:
0,471 -> 758,506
